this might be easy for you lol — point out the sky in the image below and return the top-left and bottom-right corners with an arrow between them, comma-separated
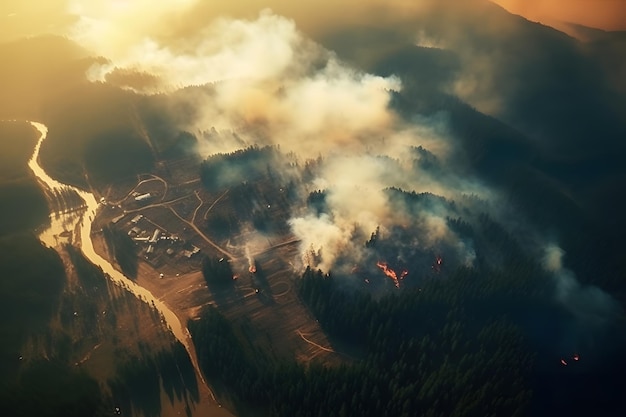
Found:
492,0 -> 626,31
1,0 -> 625,44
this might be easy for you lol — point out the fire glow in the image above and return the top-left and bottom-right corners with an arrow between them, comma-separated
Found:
432,255 -> 443,273
560,353 -> 581,366
376,261 -> 408,288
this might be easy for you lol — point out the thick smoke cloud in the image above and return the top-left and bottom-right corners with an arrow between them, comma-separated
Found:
64,0 -> 616,282
70,5 -> 402,153
12,0 -> 614,139
78,9 -> 305,88
68,0 -> 196,59
64,0 -> 493,274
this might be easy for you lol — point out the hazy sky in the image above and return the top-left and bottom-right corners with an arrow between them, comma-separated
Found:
493,0 -> 626,31
1,0 -> 625,43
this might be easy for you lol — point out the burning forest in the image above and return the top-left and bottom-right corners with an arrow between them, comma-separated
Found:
6,1 -> 626,416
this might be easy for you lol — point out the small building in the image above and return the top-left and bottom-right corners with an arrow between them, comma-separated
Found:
182,245 -> 200,258
128,226 -> 141,236
149,229 -> 161,244
135,193 -> 152,203
146,245 -> 154,254
131,214 -> 143,224
111,214 -> 125,224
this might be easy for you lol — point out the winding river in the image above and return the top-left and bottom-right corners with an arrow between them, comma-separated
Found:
26,122 -> 211,398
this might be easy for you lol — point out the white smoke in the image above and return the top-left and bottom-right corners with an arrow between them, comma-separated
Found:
65,1 -> 487,273
68,5 -> 403,154
544,244 -> 619,324
288,214 -> 350,272
74,8 -> 307,89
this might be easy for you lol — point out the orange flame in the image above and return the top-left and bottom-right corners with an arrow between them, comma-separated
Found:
376,261 -> 405,288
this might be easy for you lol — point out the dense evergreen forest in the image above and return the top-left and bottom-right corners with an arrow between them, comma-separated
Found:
0,235 -> 65,384
0,235 -> 107,417
191,251 -> 625,417
107,343 -> 199,417
64,246 -> 202,417
0,179 -> 49,235
190,210 -> 553,417
190,268 -> 535,417
0,236 -> 202,417
202,256 -> 235,288
200,145 -> 281,191
189,191 -> 626,417
0,122 -> 49,235
102,224 -> 139,279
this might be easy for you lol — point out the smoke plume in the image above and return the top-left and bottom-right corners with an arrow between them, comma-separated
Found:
544,244 -> 620,325
63,1 -> 494,275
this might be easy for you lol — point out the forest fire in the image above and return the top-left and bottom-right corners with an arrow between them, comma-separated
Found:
376,261 -> 408,288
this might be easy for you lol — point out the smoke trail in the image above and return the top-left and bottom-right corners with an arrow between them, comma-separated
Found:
544,244 -> 620,325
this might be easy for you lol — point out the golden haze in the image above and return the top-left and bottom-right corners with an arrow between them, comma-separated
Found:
493,0 -> 626,31
2,0 -> 625,44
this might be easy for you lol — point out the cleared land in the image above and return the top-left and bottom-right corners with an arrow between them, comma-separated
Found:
93,166 -> 345,384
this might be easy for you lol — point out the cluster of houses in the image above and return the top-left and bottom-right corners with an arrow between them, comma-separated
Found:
126,214 -> 200,260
